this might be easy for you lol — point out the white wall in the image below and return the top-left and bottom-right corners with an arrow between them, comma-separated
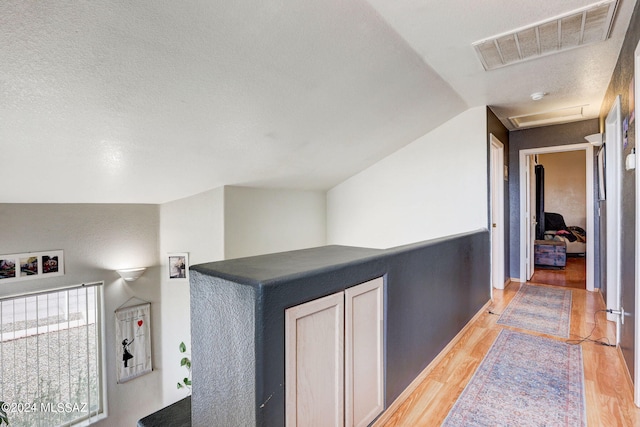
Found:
224,186 -> 326,259
159,185 -> 325,405
0,203 -> 162,427
0,108 -> 489,422
327,106 -> 488,248
159,188 -> 224,406
0,186 -> 323,424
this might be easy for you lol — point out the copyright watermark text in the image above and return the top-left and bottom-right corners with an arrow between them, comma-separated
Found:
1,402 -> 88,414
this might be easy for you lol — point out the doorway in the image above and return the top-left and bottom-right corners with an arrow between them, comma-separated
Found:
490,134 -> 505,293
530,151 -> 587,289
519,143 -> 595,291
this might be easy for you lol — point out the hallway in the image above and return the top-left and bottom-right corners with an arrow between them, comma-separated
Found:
377,281 -> 640,426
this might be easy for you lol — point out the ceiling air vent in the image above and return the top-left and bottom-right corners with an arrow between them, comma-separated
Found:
473,0 -> 618,70
509,105 -> 587,129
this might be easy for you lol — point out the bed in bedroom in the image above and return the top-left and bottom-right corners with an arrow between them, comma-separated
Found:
542,212 -> 586,255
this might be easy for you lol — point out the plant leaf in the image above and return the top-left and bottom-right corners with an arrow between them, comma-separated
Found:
179,342 -> 186,353
0,401 -> 8,426
185,360 -> 191,369
180,357 -> 189,367
184,378 -> 192,386
177,382 -> 183,389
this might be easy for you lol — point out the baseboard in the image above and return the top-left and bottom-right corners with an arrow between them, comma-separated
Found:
371,298 -> 493,427
617,345 -> 636,403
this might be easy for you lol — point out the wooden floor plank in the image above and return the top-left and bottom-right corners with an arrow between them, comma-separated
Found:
377,282 -> 640,426
530,256 -> 586,289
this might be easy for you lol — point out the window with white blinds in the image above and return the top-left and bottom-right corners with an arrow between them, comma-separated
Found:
0,283 -> 105,427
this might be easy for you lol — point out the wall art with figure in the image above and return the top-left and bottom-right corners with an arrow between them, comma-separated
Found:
115,303 -> 152,383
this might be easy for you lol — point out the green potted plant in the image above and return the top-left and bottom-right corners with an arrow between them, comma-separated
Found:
177,342 -> 192,391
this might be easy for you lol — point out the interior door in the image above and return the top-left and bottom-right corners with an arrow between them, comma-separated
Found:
525,155 -> 537,280
490,135 -> 505,290
285,292 -> 345,427
345,278 -> 384,427
633,40 -> 640,406
605,96 -> 622,328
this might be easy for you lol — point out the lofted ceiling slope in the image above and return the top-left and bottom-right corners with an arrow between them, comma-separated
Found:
0,0 -> 636,203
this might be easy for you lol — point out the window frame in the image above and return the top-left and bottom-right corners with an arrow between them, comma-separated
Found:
0,282 -> 107,427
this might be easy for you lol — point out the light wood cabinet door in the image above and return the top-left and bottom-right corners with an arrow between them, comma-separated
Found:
285,292 -> 345,427
285,277 -> 384,427
345,277 -> 384,427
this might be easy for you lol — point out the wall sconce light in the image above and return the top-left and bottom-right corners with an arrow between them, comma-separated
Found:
585,133 -> 603,146
116,267 -> 147,282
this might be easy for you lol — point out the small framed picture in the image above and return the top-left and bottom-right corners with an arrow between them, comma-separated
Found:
168,253 -> 189,281
42,252 -> 62,275
20,256 -> 38,278
0,258 -> 17,280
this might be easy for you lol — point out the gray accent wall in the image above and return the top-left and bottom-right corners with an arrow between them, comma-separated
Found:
190,273 -> 256,426
190,230 -> 490,426
598,0 -> 640,382
508,119 -> 600,280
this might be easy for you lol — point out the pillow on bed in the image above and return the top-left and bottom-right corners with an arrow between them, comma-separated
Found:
568,226 -> 586,242
543,231 -> 564,242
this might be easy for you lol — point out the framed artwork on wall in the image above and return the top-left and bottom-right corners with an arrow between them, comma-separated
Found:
0,250 -> 64,284
115,302 -> 153,383
168,253 -> 189,281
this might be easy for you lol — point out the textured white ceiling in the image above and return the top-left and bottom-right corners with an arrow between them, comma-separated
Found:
0,0 -> 636,203
366,0 -> 636,124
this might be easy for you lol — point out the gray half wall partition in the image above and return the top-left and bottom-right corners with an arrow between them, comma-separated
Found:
190,229 -> 490,426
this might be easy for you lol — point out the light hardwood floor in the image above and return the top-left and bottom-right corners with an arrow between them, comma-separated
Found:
530,256 -> 587,289
377,281 -> 640,426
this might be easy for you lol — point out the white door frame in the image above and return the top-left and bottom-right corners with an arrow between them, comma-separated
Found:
605,95 -> 623,324
633,39 -> 640,407
519,143 -> 595,291
490,134 -> 505,292
525,154 -> 537,281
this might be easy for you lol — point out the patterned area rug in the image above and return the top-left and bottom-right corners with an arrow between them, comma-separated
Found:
497,284 -> 572,337
442,329 -> 586,427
